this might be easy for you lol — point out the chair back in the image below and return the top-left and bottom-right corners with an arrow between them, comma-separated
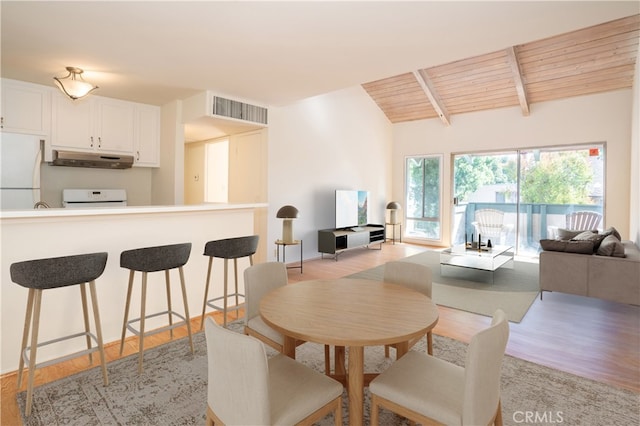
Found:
120,243 -> 191,272
204,317 -> 270,425
383,261 -> 432,297
462,309 -> 509,425
11,252 -> 108,290
204,235 -> 259,259
566,211 -> 602,231
244,262 -> 288,324
473,209 -> 506,239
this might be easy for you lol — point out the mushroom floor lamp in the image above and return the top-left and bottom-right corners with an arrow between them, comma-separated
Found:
386,201 -> 402,224
277,205 -> 299,243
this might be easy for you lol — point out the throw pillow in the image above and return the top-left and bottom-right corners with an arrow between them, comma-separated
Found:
540,239 -> 567,252
571,230 -> 606,251
540,239 -> 594,254
601,226 -> 622,241
597,235 -> 626,257
557,228 -> 598,240
564,240 -> 596,254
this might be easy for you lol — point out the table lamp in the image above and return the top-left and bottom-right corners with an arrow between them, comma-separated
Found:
386,201 -> 401,224
277,205 -> 299,243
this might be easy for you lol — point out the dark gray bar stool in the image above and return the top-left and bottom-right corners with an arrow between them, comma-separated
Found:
11,252 -> 109,417
119,242 -> 194,373
200,235 -> 259,328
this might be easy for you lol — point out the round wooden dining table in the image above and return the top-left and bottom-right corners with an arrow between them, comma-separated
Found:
260,278 -> 439,426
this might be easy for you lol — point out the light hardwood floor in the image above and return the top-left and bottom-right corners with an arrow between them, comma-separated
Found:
2,242 -> 638,425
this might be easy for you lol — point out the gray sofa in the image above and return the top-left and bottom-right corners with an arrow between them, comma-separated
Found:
539,238 -> 640,305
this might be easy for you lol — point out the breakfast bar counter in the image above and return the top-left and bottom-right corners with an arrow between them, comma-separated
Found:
0,203 -> 266,374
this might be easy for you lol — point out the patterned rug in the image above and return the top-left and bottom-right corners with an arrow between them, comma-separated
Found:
347,249 -> 540,322
18,321 -> 638,425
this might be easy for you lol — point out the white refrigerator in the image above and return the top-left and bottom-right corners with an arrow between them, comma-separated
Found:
0,133 -> 43,209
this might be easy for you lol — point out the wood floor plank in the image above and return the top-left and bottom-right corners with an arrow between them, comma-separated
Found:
2,242 -> 638,425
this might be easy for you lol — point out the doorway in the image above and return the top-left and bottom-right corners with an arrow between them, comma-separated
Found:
452,143 -> 605,256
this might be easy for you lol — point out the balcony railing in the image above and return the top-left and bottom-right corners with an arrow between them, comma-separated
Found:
454,202 -> 603,255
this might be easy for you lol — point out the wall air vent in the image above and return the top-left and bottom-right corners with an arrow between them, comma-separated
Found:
212,96 -> 268,125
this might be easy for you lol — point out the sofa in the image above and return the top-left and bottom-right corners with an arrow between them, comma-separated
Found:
539,227 -> 640,306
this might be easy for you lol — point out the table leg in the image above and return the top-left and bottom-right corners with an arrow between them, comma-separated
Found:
395,340 -> 410,358
348,346 -> 364,425
334,346 -> 345,375
282,335 -> 296,359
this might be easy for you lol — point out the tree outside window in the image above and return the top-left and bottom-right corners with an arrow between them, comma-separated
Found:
405,155 -> 442,240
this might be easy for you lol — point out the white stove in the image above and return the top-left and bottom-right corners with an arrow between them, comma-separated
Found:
62,189 -> 127,208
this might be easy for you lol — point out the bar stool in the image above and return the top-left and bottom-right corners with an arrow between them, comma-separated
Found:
11,252 -> 109,417
119,242 -> 194,373
200,235 -> 259,328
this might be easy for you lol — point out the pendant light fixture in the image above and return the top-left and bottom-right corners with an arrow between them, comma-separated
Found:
53,67 -> 98,100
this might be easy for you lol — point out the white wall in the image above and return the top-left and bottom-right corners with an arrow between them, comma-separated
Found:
267,86 -> 392,260
153,100 -> 184,205
393,90 -> 634,247
630,43 -> 640,245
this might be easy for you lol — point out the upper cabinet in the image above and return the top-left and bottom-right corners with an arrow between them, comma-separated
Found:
2,79 -> 160,167
1,79 -> 51,135
51,92 -> 160,167
52,93 -> 135,154
134,104 -> 160,167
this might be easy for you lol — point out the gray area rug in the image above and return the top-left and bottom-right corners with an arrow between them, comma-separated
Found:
347,249 -> 540,322
18,321 -> 638,426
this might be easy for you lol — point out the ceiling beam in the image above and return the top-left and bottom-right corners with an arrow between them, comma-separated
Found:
506,46 -> 530,116
413,70 -> 450,126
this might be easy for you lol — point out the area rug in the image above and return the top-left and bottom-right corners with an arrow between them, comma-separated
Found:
347,249 -> 540,322
18,322 -> 638,426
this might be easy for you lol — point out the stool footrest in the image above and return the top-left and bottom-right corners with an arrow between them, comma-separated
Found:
126,310 -> 189,337
22,331 -> 102,370
205,292 -> 245,313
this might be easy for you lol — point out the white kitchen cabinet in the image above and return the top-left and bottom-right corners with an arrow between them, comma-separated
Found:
95,98 -> 135,153
51,93 -> 135,154
134,104 -> 160,167
1,79 -> 51,135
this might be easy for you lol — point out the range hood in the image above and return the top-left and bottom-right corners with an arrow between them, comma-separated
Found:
52,150 -> 134,169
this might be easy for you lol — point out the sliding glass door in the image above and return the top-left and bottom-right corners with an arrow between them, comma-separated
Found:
453,144 -> 605,257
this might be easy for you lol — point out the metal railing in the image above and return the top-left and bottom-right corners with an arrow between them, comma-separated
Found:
454,202 -> 603,255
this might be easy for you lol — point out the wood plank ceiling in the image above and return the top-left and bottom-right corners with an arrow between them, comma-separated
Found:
362,14 -> 639,125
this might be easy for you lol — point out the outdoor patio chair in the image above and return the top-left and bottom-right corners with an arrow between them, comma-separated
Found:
547,211 -> 602,239
471,209 -> 514,245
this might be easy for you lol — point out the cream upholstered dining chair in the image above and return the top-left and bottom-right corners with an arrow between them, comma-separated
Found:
243,262 -> 289,350
383,261 -> 434,358
204,317 -> 343,426
472,208 -> 514,245
244,262 -> 331,373
370,309 -> 510,426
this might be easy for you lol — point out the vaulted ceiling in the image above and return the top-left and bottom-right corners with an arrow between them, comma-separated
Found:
362,15 -> 639,125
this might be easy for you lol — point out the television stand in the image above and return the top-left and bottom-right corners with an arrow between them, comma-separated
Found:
318,224 -> 384,261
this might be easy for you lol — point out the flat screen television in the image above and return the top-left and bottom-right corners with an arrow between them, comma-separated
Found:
335,190 -> 369,229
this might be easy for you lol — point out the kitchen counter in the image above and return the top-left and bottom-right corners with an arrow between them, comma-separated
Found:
0,202 -> 267,219
1,203 -> 267,374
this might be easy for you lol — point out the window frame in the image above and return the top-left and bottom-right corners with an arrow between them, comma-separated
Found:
404,154 -> 443,242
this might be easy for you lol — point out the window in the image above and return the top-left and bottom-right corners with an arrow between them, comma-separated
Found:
452,143 -> 605,256
405,155 -> 442,240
